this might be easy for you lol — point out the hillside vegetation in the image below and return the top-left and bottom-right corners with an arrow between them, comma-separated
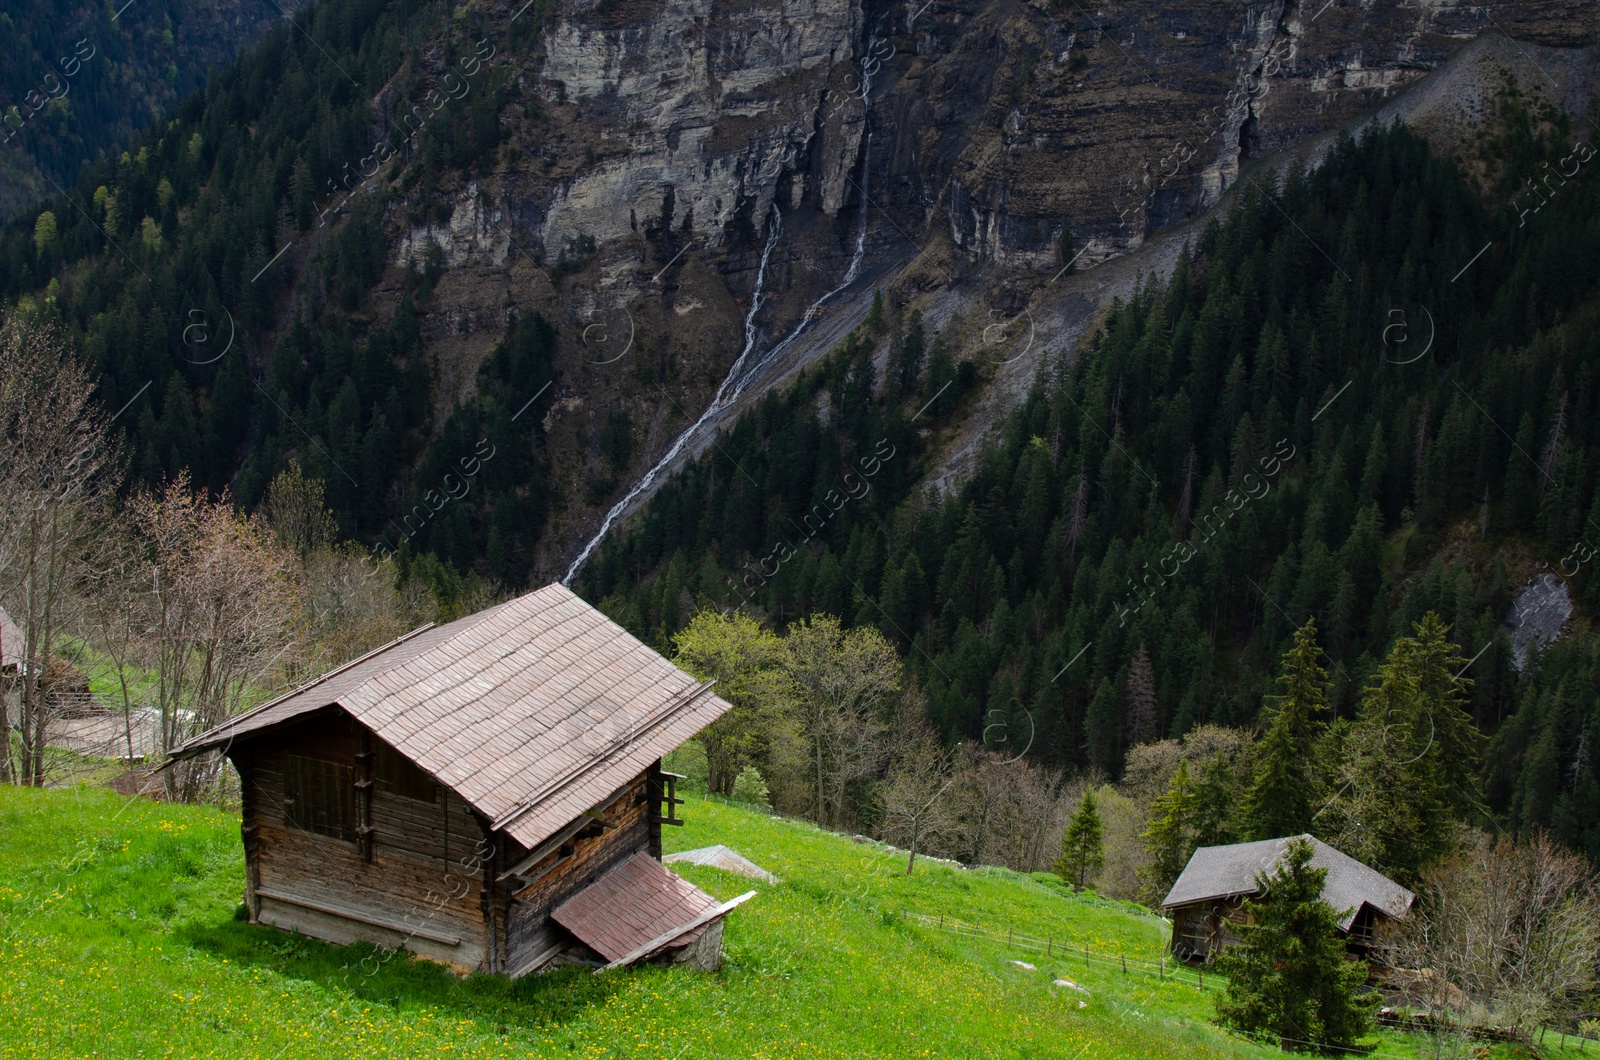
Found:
3,781 -> 1556,1060
0,0 -> 309,221
583,101 -> 1600,861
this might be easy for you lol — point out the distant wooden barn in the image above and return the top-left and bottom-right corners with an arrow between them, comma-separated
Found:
0,605 -> 21,676
170,584 -> 746,976
1161,835 -> 1414,963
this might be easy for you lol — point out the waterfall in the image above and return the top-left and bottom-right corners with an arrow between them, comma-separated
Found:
563,204 -> 783,585
735,43 -> 879,393
564,34 -> 883,585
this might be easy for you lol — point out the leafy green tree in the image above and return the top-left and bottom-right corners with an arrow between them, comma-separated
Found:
1241,620 -> 1330,840
1055,788 -> 1105,892
672,609 -> 794,795
1139,760 -> 1197,904
1321,613 -> 1483,884
1215,837 -> 1378,1053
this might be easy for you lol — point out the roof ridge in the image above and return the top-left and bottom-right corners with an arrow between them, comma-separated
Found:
170,620 -> 438,756
491,679 -> 716,833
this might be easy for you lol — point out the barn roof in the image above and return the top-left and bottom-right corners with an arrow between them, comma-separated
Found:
172,584 -> 732,852
1161,834 -> 1414,931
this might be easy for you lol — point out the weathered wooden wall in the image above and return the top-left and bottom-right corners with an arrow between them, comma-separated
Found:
235,708 -> 493,971
1169,898 -> 1247,961
501,771 -> 658,977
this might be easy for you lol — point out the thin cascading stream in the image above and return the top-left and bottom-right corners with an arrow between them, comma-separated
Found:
563,204 -> 783,584
735,41 -> 879,393
565,33 -> 883,584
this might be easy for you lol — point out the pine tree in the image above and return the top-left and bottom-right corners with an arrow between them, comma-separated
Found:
1126,644 -> 1158,746
1139,760 -> 1196,904
1055,788 -> 1105,892
1241,620 -> 1330,840
1214,838 -> 1378,1053
1320,613 -> 1483,883
1057,226 -> 1077,273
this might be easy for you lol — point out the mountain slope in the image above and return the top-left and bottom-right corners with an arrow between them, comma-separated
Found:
0,0 -> 309,221
1,0 -> 1594,588
579,100 -> 1600,859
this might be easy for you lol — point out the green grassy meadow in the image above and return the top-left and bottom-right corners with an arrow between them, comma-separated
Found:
0,781 -> 1561,1059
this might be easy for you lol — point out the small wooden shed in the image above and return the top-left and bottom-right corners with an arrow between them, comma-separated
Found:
1161,834 -> 1414,964
170,584 -> 743,976
0,605 -> 21,675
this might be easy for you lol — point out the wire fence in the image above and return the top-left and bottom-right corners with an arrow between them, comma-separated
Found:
899,909 -> 1220,991
691,792 -> 1600,1055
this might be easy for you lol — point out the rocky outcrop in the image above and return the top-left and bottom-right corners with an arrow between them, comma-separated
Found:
537,0 -> 867,250
1506,573 -> 1574,669
371,0 -> 1595,576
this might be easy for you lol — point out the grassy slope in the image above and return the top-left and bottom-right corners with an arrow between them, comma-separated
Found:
0,784 -> 1546,1060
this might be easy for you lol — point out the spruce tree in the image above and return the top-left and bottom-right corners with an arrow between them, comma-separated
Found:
1215,838 -> 1378,1053
1055,788 -> 1105,892
1125,644 -> 1158,746
1057,226 -> 1077,273
1241,620 -> 1330,840
1321,613 -> 1484,883
1139,760 -> 1196,904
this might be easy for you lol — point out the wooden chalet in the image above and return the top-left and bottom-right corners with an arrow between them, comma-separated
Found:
0,604 -> 22,676
169,584 -> 746,977
1161,834 -> 1414,964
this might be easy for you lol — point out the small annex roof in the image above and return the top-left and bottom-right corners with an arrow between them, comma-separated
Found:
171,584 -> 732,852
551,852 -> 722,964
1160,834 -> 1414,931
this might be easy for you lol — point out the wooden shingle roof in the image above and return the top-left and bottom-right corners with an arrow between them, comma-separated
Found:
550,852 -> 720,962
1161,834 -> 1414,931
173,584 -> 732,851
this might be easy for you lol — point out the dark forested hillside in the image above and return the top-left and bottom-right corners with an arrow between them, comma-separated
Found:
581,101 -> 1600,860
0,0 -> 559,582
0,0 -> 313,220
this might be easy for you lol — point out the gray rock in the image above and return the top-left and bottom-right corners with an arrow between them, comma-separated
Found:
1506,573 -> 1573,669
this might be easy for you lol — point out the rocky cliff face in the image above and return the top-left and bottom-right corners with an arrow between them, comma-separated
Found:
373,0 -> 1595,576
538,0 -> 866,247
400,0 -> 1595,286
867,0 -> 1595,270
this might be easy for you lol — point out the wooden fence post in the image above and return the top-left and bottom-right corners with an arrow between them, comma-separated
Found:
1159,957 -> 1164,980
1121,955 -> 1127,974
1047,937 -> 1052,956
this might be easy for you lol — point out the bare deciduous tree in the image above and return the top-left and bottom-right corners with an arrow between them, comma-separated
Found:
878,694 -> 957,874
0,316 -> 118,786
129,475 -> 300,802
1392,831 -> 1600,1047
951,749 -> 1069,871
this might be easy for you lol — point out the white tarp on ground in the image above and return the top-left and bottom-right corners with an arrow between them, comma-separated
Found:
663,844 -> 780,884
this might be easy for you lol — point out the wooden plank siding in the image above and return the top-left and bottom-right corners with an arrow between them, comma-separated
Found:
236,710 -> 496,971
1169,896 -> 1402,966
501,771 -> 660,977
